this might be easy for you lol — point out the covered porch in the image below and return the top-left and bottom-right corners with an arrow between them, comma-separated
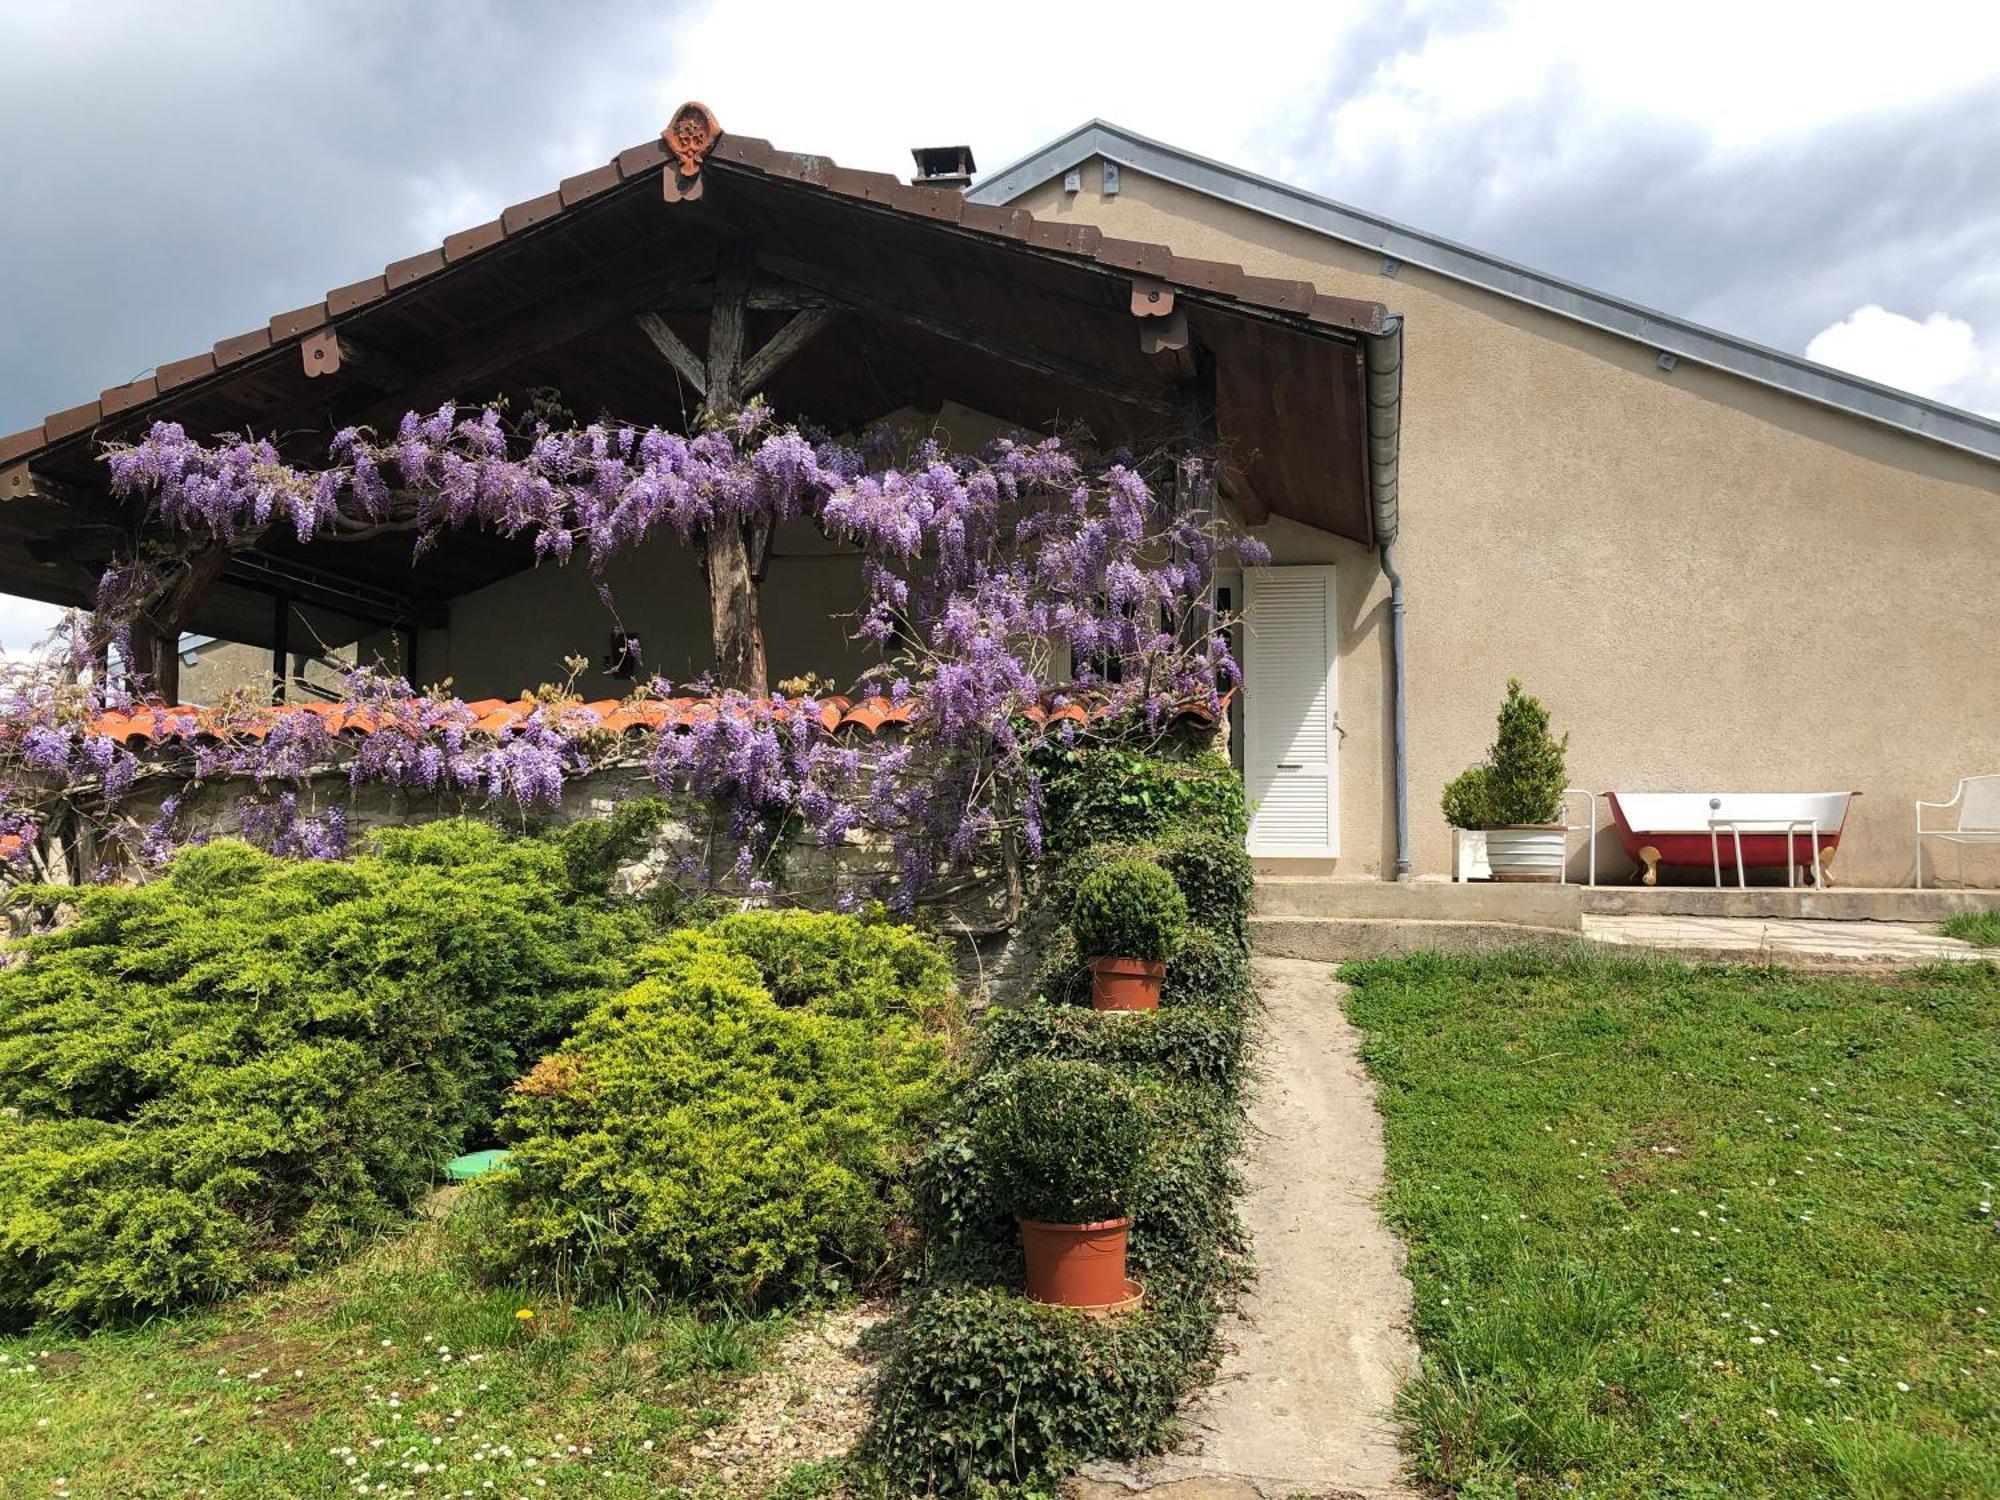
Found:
0,107 -> 1401,753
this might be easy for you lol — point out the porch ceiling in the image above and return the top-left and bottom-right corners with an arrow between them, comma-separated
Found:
0,109 -> 1397,640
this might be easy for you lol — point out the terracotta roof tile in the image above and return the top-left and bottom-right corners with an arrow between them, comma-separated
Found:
614,138 -> 671,176
42,401 -> 101,441
385,249 -> 445,290
82,692 -> 1224,749
326,275 -> 389,316
269,302 -> 328,339
1027,220 -> 1100,256
213,327 -> 274,364
1092,236 -> 1175,278
442,220 -> 505,262
558,164 -> 621,207
0,426 -> 44,464
501,190 -> 564,235
99,377 -> 159,416
155,352 -> 218,391
1166,256 -> 1246,296
708,134 -> 773,169
1237,274 -> 1317,316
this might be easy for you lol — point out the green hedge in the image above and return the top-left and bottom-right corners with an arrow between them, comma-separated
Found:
1032,920 -> 1252,1017
477,912 -> 963,1307
1069,857 -> 1188,964
0,821 -> 649,1327
868,1286 -> 1214,1496
1044,828 -> 1253,950
868,750 -> 1256,1496
982,1002 -> 1247,1090
1034,745 -> 1248,855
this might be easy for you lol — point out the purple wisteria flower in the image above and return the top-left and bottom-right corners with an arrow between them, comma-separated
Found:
11,404 -> 1261,894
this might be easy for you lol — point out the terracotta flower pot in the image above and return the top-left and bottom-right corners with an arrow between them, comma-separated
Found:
1018,1216 -> 1132,1308
1089,956 -> 1166,1011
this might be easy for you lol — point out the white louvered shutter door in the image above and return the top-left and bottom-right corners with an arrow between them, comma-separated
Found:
1243,566 -> 1339,858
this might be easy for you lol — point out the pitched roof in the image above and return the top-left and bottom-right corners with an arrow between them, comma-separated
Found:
0,116 -> 1389,465
0,105 -> 1405,622
970,120 -> 2000,465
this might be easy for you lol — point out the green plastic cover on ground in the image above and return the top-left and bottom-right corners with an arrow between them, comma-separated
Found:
443,1148 -> 512,1181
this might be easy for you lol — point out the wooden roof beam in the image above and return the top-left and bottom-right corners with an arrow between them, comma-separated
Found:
758,255 -> 1176,416
634,311 -> 707,394
740,308 -> 837,394
300,329 -> 408,390
2,461 -> 97,508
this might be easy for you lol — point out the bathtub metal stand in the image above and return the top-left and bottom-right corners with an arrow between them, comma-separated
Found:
1706,818 -> 1822,889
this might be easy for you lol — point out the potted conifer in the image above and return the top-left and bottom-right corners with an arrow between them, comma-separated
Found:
1441,679 -> 1571,882
978,1058 -> 1147,1311
1070,858 -> 1187,1011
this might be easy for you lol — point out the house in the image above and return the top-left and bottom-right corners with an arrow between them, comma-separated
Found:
2,106 -> 1994,887
970,122 -> 2000,887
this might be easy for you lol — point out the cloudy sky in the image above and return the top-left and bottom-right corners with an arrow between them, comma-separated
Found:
2,0 -> 1997,649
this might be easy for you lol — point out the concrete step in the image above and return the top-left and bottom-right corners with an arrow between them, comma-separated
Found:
1252,877 -> 2000,925
1580,885 -> 2000,921
1252,879 -> 1580,928
1249,915 -> 1578,963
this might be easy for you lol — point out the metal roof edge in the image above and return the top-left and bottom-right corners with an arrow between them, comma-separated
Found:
972,121 -> 2000,466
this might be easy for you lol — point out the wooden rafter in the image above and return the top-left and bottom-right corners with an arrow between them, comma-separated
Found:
758,257 -> 1176,416
633,312 -> 707,394
300,329 -> 407,390
740,308 -> 837,395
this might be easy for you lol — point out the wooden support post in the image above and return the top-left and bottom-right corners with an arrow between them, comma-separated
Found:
699,252 -> 767,694
129,546 -> 230,702
271,593 -> 291,704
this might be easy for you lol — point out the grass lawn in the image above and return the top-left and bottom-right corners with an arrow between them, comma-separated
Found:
1341,948 -> 1999,1500
0,1189 -> 796,1499
1941,911 -> 2000,948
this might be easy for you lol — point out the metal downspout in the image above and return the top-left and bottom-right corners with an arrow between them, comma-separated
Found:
1364,317 -> 1409,878
1378,540 -> 1410,878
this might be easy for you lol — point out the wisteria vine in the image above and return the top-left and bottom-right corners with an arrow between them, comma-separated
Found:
1,402 -> 1265,906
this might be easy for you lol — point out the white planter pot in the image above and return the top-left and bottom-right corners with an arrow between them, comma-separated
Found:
1482,825 -> 1566,883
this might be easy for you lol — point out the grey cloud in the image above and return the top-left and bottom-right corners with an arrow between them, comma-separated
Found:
0,0 -> 697,435
1253,52 -> 2000,408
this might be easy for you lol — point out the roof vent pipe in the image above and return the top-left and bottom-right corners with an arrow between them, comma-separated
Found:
910,144 -> 976,190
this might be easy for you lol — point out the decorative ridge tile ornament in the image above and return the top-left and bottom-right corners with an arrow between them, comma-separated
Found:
662,101 -> 721,202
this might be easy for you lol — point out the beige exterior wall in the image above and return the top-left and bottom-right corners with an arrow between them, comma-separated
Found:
434,402 -> 1020,700
439,522 -> 876,700
1015,165 -> 2000,886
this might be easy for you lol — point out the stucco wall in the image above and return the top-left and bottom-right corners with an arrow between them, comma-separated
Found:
1014,166 -> 2000,886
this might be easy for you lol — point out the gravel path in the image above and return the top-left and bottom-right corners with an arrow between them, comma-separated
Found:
1078,956 -> 1419,1499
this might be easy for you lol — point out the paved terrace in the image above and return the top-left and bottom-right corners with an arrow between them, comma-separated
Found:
1251,880 -> 2000,970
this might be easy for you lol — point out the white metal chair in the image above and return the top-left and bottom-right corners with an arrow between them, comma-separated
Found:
1915,775 -> 2000,888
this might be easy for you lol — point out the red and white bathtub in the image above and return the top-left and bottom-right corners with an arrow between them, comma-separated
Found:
1604,792 -> 1860,887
